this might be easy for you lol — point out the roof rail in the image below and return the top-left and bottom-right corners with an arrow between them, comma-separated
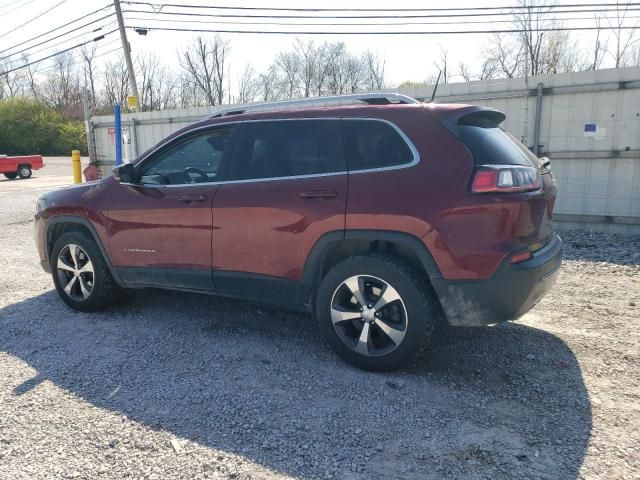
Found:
205,93 -> 419,119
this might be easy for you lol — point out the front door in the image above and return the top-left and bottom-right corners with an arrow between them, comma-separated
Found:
211,119 -> 347,304
107,125 -> 235,290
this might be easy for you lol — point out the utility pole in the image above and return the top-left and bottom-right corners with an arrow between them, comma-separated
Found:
81,87 -> 96,163
113,0 -> 140,110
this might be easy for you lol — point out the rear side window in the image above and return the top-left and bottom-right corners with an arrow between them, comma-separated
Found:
458,115 -> 538,167
228,120 -> 345,181
342,119 -> 414,171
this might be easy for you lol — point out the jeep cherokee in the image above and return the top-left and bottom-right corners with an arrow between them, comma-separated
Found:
34,93 -> 562,371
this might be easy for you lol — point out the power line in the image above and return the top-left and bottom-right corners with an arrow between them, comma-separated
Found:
0,12 -> 117,62
122,6 -> 640,20
0,0 -> 37,16
0,29 -> 118,76
123,1 -> 640,13
126,24 -> 640,35
31,41 -> 121,76
0,4 -> 112,56
0,0 -> 69,40
1,23 -> 117,64
124,12 -> 640,28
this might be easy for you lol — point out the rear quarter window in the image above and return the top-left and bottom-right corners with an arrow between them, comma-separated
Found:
342,119 -> 415,171
458,115 -> 538,167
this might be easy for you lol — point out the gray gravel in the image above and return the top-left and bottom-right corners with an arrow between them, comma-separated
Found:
1,178 -> 639,479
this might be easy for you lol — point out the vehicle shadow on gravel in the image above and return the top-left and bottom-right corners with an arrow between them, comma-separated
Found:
1,290 -> 592,479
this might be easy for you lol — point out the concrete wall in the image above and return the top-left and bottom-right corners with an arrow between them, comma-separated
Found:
91,67 -> 640,234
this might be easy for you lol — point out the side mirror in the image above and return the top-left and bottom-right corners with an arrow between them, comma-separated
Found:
113,163 -> 135,183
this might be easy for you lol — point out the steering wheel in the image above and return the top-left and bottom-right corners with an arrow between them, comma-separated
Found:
183,167 -> 209,183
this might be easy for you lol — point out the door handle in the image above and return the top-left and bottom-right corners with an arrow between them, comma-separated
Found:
299,190 -> 337,200
172,194 -> 208,203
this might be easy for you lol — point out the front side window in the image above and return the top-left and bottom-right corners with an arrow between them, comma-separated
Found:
228,120 -> 345,181
139,127 -> 233,185
342,119 -> 415,171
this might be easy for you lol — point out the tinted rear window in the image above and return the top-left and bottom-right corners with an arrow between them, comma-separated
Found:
228,120 -> 345,181
458,115 -> 538,167
342,119 -> 414,171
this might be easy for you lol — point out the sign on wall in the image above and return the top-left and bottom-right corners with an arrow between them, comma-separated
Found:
108,127 -> 131,145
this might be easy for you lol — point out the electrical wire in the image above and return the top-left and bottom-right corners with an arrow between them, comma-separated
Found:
0,0 -> 37,16
120,6 -> 640,20
0,29 -> 118,76
0,12 -> 117,62
123,13 -> 640,28
1,23 -> 117,65
0,0 -> 69,40
0,4 -> 112,56
30,41 -> 121,75
125,24 -> 640,35
123,1 -> 640,13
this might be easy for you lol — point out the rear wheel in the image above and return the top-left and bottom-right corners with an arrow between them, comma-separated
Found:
3,172 -> 17,180
316,254 -> 436,371
51,231 -> 121,311
17,165 -> 32,179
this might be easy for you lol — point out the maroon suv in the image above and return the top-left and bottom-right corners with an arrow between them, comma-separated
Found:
34,93 -> 561,370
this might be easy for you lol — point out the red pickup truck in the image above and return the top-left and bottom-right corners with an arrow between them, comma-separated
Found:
0,155 -> 44,179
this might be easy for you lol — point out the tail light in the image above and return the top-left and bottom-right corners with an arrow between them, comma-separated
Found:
471,165 -> 542,193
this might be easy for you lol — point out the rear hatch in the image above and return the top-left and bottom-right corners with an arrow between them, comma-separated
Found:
434,106 -> 557,254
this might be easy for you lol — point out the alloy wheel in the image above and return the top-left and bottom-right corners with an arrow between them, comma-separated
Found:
56,244 -> 95,301
330,275 -> 408,357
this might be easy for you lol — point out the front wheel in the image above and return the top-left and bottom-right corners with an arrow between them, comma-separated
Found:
51,231 -> 122,312
315,254 -> 437,371
3,172 -> 17,180
17,165 -> 32,179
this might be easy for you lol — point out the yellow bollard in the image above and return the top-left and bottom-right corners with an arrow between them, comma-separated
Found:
72,150 -> 82,184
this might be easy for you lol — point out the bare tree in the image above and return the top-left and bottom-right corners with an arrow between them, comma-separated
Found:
102,55 -> 129,110
478,59 -> 498,80
589,16 -> 608,70
363,50 -> 386,90
136,52 -> 177,111
80,45 -> 98,110
275,50 -> 301,98
606,0 -> 640,67
513,0 -> 554,76
0,59 -> 23,99
236,64 -> 260,103
180,35 -> 230,106
485,33 -> 524,78
432,47 -> 451,84
459,62 -> 472,82
294,39 -> 319,98
258,65 -> 279,101
40,53 -> 82,119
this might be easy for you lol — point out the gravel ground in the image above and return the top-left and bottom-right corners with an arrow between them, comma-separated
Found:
1,179 -> 639,479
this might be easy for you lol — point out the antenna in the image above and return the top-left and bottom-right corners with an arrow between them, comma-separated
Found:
428,70 -> 442,103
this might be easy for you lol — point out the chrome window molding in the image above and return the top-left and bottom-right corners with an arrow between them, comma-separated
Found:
122,117 -> 420,189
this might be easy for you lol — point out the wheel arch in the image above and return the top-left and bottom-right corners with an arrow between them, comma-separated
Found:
302,230 -> 443,307
46,216 -> 124,286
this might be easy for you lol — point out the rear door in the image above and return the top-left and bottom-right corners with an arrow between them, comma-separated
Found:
211,119 -> 347,304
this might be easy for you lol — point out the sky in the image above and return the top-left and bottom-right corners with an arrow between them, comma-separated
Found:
0,0 -> 632,89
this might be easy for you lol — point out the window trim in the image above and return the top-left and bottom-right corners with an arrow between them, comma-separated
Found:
121,117 -> 420,189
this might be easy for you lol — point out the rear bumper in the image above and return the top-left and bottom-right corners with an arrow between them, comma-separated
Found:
431,234 -> 562,326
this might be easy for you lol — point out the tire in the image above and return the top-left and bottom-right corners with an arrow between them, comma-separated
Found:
17,165 -> 32,179
3,172 -> 17,180
315,254 -> 436,371
51,231 -> 122,312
